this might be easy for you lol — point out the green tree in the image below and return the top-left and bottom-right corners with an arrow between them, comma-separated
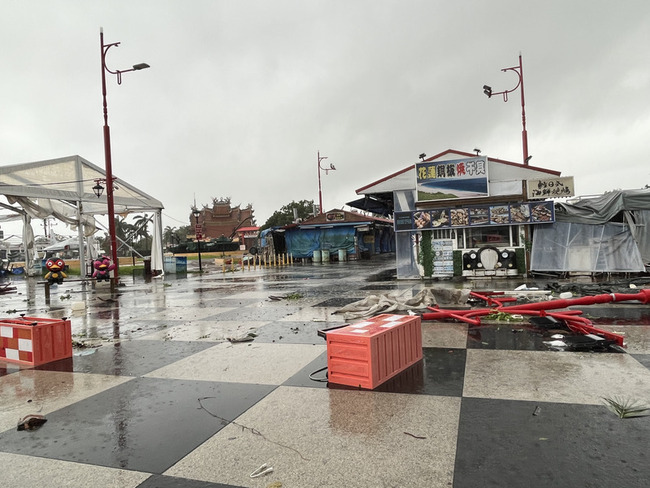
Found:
176,225 -> 193,240
115,216 -> 136,256
133,214 -> 153,241
163,226 -> 177,246
261,200 -> 315,230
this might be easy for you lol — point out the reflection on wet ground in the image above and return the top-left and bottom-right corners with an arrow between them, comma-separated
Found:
1,256 -> 649,487
578,305 -> 650,325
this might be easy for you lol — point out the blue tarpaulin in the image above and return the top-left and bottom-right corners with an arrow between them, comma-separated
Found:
285,226 -> 357,258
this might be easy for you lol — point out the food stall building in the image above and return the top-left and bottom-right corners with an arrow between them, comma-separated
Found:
352,149 -> 565,279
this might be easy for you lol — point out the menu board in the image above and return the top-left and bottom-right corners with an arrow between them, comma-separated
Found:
432,239 -> 455,276
395,201 -> 554,232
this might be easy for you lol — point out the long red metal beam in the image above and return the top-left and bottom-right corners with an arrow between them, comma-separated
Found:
421,289 -> 650,347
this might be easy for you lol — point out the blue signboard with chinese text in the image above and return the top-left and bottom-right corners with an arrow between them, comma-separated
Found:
416,157 -> 489,201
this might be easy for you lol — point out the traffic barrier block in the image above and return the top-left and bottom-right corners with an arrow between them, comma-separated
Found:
0,317 -> 72,366
326,314 -> 422,389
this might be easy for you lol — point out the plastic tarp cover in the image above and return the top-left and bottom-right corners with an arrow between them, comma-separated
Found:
530,221 -> 645,272
555,189 -> 650,224
635,210 -> 650,264
285,227 -> 355,258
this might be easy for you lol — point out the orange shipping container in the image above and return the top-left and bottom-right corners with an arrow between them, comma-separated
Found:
326,314 -> 422,389
0,317 -> 72,366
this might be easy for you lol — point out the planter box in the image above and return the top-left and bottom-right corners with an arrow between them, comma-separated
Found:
0,317 -> 72,366
326,314 -> 422,389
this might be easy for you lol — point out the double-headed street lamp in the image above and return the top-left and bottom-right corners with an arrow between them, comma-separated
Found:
100,28 -> 149,280
192,208 -> 203,272
317,151 -> 336,215
483,54 -> 530,166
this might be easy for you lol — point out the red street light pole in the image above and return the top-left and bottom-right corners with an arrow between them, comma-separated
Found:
192,208 -> 203,272
483,54 -> 530,166
317,151 -> 336,214
100,28 -> 149,280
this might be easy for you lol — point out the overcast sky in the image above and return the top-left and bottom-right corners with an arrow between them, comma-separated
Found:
1,0 -> 649,238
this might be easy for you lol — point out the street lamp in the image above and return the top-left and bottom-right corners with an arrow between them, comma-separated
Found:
317,151 -> 336,215
483,54 -> 530,166
100,28 -> 150,280
192,208 -> 203,272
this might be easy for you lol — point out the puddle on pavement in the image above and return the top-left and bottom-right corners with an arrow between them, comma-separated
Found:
573,306 -> 650,325
285,348 -> 465,396
466,320 -> 626,352
359,284 -> 401,290
366,268 -> 396,282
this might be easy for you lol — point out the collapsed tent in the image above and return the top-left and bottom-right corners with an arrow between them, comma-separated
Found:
0,155 -> 164,275
530,189 -> 650,273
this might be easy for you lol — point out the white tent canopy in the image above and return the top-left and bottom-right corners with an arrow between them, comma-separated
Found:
0,155 -> 164,276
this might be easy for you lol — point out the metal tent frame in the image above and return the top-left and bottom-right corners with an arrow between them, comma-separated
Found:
0,155 -> 164,276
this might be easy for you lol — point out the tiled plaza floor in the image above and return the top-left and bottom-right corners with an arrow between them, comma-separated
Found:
1,255 -> 649,487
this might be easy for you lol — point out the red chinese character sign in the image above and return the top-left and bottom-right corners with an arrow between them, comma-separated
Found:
416,157 -> 489,202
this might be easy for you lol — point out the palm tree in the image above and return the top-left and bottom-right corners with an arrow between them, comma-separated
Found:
115,216 -> 136,256
133,214 -> 153,241
163,226 -> 177,246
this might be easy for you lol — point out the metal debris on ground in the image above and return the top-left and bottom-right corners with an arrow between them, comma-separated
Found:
422,290 -> 650,349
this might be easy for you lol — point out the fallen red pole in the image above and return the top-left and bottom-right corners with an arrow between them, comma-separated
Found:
421,289 -> 650,347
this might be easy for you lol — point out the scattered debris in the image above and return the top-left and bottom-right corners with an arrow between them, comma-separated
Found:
197,397 -> 309,461
603,397 -> 650,419
334,289 -> 437,319
268,292 -> 304,301
0,283 -> 17,295
547,277 -> 650,295
543,334 -> 616,352
284,292 -> 303,300
403,431 -> 427,439
424,290 -> 650,348
515,284 -> 538,291
483,311 -> 524,323
17,414 -> 47,431
250,463 -> 274,478
96,296 -> 117,303
429,288 -> 470,306
227,331 -> 258,343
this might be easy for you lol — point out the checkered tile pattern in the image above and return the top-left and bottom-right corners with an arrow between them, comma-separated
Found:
0,325 -> 34,363
1,260 -> 649,488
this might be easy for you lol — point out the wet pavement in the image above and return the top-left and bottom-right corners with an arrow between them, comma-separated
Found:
1,255 -> 649,487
